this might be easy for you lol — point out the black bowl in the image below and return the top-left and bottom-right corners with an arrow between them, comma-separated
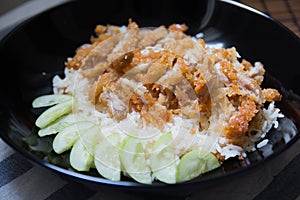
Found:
0,0 -> 300,199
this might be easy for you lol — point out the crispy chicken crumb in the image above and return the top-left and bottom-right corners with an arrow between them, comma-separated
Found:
66,20 -> 281,147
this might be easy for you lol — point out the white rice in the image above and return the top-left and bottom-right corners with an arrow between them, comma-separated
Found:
52,67 -> 283,161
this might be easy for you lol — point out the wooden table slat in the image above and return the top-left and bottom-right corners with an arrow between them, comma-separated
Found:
240,0 -> 300,37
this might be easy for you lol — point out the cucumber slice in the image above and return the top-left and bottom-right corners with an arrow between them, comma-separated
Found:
53,121 -> 95,154
176,150 -> 220,183
69,125 -> 100,171
120,136 -> 152,184
32,94 -> 73,108
38,114 -> 85,137
150,132 -> 176,184
94,133 -> 121,181
35,101 -> 73,129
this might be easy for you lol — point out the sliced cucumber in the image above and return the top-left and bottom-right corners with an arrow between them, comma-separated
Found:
176,150 -> 220,183
38,114 -> 85,137
69,125 -> 100,171
120,136 -> 152,184
53,121 -> 95,154
150,132 -> 176,184
94,133 -> 121,181
35,101 -> 73,129
32,94 -> 73,108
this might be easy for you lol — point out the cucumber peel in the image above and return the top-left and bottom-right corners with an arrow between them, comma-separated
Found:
176,150 -> 220,183
53,121 -> 95,154
32,94 -> 73,108
35,101 -> 74,129
120,136 -> 152,184
69,125 -> 100,171
38,114 -> 85,137
94,133 -> 121,181
150,132 -> 177,184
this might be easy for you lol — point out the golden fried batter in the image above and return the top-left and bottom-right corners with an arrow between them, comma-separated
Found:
67,20 -> 281,142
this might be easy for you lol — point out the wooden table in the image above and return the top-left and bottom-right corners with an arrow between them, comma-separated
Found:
240,0 -> 300,37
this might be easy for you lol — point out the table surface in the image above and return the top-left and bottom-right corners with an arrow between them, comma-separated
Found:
0,0 -> 300,199
240,0 -> 300,38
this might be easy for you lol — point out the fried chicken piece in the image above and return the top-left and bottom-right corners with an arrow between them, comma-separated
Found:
138,26 -> 168,47
107,25 -> 139,63
132,48 -> 177,68
139,63 -> 169,84
70,20 -> 282,140
99,77 -> 140,121
66,44 -> 92,70
89,70 -> 120,104
110,51 -> 135,73
262,88 -> 281,102
66,25 -> 122,70
129,92 -> 144,112
140,103 -> 172,128
225,97 -> 258,140
168,24 -> 188,32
